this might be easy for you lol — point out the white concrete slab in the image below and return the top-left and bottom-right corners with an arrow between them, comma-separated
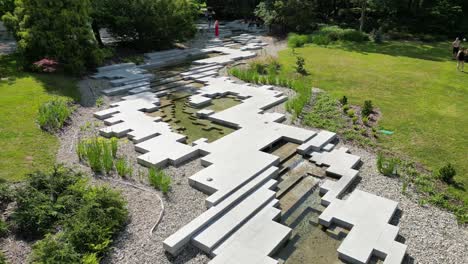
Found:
298,130 -> 336,155
319,190 -> 407,264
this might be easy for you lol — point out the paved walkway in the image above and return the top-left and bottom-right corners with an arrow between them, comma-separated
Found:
0,22 -> 16,55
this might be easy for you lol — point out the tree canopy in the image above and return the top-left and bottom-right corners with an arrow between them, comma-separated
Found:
222,0 -> 468,36
2,0 -> 103,73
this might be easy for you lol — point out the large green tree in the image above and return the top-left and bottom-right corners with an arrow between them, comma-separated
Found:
104,0 -> 198,50
2,0 -> 103,74
255,0 -> 467,36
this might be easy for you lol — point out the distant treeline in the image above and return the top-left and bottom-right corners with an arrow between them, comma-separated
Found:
208,0 -> 468,37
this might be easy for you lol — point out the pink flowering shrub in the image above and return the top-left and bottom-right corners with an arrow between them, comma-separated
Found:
32,58 -> 59,73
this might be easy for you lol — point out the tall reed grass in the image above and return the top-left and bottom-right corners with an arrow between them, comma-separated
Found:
76,137 -> 119,174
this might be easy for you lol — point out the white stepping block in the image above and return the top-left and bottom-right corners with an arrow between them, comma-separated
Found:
297,130 -> 336,155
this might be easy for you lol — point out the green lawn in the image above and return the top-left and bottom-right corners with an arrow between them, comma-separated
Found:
0,54 -> 80,181
278,41 -> 467,201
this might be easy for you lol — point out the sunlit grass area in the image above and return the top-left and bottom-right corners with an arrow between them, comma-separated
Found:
0,54 -> 80,181
277,41 -> 467,202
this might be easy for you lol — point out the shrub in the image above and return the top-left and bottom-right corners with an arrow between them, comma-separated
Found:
115,158 -> 132,178
95,96 -> 104,108
372,28 -> 383,43
303,93 -> 345,132
377,153 -> 399,176
30,234 -> 81,264
362,116 -> 369,126
250,60 -> 268,75
352,116 -> 359,124
82,253 -> 100,264
312,26 -> 369,45
362,100 -> 373,117
11,165 -> 128,260
64,186 -> 127,255
295,56 -> 307,75
32,58 -> 59,73
341,29 -> 369,42
37,98 -> 73,132
311,34 -> 332,45
0,183 -> 13,204
339,96 -> 348,105
0,219 -> 8,237
347,109 -> 355,118
342,105 -> 350,113
11,166 -> 83,237
288,33 -> 310,48
438,163 -> 456,184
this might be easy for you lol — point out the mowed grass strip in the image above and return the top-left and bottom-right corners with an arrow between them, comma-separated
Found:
278,41 -> 467,201
0,54 -> 80,181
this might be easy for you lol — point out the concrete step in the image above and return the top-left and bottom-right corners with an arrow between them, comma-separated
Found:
192,180 -> 277,253
102,81 -> 150,96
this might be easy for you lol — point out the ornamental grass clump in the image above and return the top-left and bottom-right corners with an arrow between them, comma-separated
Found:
37,98 -> 73,132
115,158 -> 132,178
76,137 -> 119,174
148,167 -> 172,194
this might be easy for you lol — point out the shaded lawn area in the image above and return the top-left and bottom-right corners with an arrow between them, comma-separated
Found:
0,54 -> 80,181
278,41 -> 468,202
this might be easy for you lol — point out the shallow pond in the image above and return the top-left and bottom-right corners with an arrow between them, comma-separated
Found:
148,91 -> 240,144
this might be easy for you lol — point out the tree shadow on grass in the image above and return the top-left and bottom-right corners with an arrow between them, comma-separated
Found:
328,41 -> 452,62
0,53 -> 80,101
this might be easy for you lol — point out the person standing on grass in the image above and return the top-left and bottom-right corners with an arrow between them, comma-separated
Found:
452,37 -> 461,59
457,47 -> 465,71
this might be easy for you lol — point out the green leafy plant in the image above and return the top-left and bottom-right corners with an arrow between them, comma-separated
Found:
347,109 -> 355,118
148,167 -> 163,188
342,105 -> 350,113
148,167 -> 172,194
438,163 -> 456,184
160,176 -> 172,195
352,116 -> 359,124
362,116 -> 369,126
0,219 -> 8,237
30,234 -> 81,264
295,56 -> 307,75
377,153 -> 399,176
339,96 -> 348,105
115,158 -> 132,178
95,96 -> 104,108
64,186 -> 127,255
37,98 -> 73,132
287,33 -> 311,48
0,183 -> 13,204
362,100 -> 373,117
110,137 -> 118,158
0,251 -> 6,264
82,253 -> 100,264
102,143 -> 114,175
11,166 -> 83,237
77,137 -> 120,174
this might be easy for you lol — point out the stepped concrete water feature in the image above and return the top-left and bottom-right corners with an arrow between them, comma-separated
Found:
93,28 -> 407,264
